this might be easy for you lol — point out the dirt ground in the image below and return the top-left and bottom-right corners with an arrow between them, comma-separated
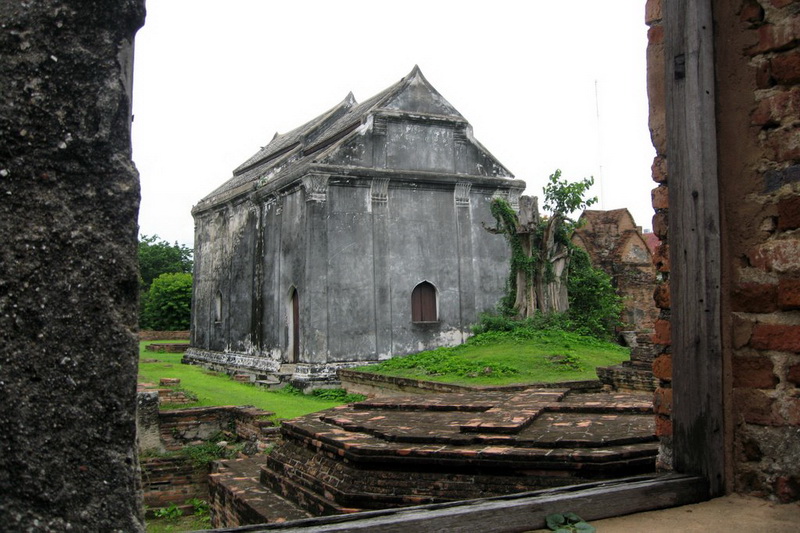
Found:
532,494 -> 799,532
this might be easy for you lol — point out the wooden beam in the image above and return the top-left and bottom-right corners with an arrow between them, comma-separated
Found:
215,475 -> 708,532
664,0 -> 725,496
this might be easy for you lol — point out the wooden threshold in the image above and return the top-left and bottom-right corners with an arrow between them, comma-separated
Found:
209,473 -> 708,532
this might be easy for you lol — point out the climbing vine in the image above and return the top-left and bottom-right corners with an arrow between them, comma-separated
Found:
488,170 -> 596,319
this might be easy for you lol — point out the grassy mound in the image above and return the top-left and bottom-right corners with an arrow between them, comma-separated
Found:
137,342 -> 345,419
354,329 -> 629,386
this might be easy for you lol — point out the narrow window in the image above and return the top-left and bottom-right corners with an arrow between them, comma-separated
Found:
411,281 -> 437,322
214,290 -> 222,322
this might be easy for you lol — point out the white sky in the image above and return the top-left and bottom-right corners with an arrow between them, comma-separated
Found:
132,0 -> 654,247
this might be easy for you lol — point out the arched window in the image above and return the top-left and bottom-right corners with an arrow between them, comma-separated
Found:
411,281 -> 437,322
214,290 -> 222,322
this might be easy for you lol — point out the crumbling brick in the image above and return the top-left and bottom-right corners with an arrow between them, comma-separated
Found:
652,354 -> 672,381
733,355 -> 779,388
652,318 -> 671,346
750,323 -> 800,352
731,282 -> 779,312
771,49 -> 800,85
778,277 -> 800,308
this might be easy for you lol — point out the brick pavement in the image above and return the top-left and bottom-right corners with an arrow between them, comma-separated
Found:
210,388 -> 658,526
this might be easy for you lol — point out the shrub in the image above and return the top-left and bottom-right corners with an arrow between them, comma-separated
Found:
141,272 -> 193,330
565,247 -> 623,341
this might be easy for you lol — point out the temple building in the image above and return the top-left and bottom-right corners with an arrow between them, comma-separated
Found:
184,67 -> 524,386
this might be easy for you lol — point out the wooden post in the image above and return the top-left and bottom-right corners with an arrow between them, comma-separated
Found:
664,0 -> 725,496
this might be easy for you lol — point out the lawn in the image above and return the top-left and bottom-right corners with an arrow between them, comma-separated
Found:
354,329 -> 630,386
138,341 -> 343,419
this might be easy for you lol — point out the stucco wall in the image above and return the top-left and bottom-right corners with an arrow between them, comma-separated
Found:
190,177 -> 510,372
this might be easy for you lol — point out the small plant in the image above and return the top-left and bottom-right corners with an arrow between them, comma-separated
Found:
186,497 -> 211,523
546,353 -> 582,371
152,503 -> 183,520
311,388 -> 367,403
545,512 -> 595,533
183,441 -> 239,468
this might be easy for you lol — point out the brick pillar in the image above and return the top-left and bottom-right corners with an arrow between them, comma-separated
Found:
645,0 -> 674,471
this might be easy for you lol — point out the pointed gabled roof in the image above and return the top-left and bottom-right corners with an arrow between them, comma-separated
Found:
195,66 -> 515,210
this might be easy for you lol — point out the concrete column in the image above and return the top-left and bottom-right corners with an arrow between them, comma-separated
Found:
371,178 -> 393,358
302,174 -> 330,362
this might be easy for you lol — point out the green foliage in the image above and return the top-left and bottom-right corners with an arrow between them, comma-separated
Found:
371,345 -> 520,378
566,247 -> 623,341
138,234 -> 193,291
357,328 -> 629,385
545,512 -> 596,533
141,272 -> 193,330
311,388 -> 367,403
541,170 -> 597,217
186,498 -> 210,522
183,441 -> 238,469
488,170 -> 597,318
138,342 -> 347,418
152,504 -> 183,520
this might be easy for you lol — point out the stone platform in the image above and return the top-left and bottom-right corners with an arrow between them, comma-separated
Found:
210,388 -> 658,526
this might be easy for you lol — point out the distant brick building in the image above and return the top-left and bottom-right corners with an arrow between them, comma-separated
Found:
571,208 -> 659,334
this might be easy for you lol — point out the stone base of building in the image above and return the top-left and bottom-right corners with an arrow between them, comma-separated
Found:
182,348 -> 373,390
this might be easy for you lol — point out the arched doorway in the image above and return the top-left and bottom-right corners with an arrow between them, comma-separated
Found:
288,287 -> 299,363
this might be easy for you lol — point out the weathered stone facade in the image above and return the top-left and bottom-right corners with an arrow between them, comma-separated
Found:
186,67 -> 524,385
648,0 -> 800,502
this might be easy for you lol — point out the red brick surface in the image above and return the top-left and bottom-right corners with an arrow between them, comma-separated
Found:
653,282 -> 671,309
732,355 -> 779,388
778,195 -> 800,230
731,282 -> 779,312
651,185 -> 669,210
750,323 -> 800,352
787,363 -> 800,385
652,318 -> 671,346
734,389 -> 778,425
653,387 -> 672,415
778,277 -> 800,308
771,49 -> 800,85
652,354 -> 672,381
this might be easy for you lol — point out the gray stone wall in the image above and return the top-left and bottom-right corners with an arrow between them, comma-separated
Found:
190,177 -> 511,371
0,1 -> 145,530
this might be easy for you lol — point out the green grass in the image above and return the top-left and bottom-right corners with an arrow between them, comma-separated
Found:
354,329 -> 630,386
146,514 -> 208,533
138,342 -> 342,419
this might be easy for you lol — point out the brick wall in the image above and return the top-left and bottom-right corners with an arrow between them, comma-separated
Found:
157,406 -> 277,451
141,456 -> 209,511
645,0 -> 674,471
139,330 -> 190,341
647,0 -> 800,501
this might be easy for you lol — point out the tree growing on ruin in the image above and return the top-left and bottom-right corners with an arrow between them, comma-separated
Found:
488,170 -> 596,319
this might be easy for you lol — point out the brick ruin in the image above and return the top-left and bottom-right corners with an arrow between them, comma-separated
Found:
208,388 -> 658,527
647,0 -> 800,501
136,392 -> 277,512
572,208 -> 660,391
2,2 -> 799,530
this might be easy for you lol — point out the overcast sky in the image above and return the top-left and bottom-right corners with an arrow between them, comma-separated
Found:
132,1 -> 653,247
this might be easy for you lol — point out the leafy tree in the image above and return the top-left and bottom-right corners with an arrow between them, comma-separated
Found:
141,272 -> 193,330
488,170 -> 596,318
138,234 -> 193,291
